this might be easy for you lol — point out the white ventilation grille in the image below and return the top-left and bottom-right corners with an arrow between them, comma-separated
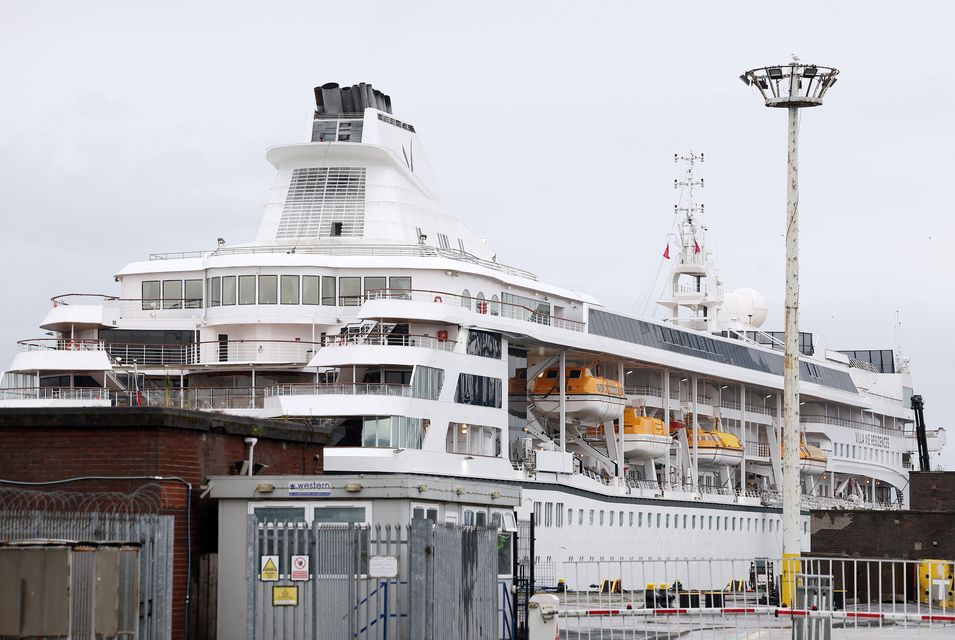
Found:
276,167 -> 366,239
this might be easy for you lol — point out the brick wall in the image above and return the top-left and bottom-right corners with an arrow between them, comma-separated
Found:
811,510 -> 955,560
909,471 -> 955,512
0,407 -> 327,640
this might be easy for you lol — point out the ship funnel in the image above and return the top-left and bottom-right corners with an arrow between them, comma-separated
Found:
313,82 -> 393,115
320,82 -> 343,115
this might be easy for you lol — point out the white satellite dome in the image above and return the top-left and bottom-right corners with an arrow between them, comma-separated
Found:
717,288 -> 768,328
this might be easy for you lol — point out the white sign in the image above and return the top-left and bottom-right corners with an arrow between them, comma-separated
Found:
260,555 -> 279,581
290,555 -> 309,581
368,555 -> 399,578
288,481 -> 332,497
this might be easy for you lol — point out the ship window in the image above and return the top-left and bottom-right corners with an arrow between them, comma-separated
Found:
412,506 -> 439,523
716,517 -> 720,531
364,276 -> 386,296
567,508 -> 572,526
412,366 -> 444,400
638,512 -> 643,527
724,516 -> 728,530
534,502 -> 542,525
589,510 -> 594,525
340,277 -> 361,306
556,503 -> 564,527
466,330 -> 502,359
454,374 -> 502,408
490,294 -> 500,316
629,512 -> 633,527
221,276 -> 236,305
683,514 -> 687,529
184,279 -> 203,309
544,503 -> 552,527
162,280 -> 182,310
546,370 -> 558,379
447,422 -> 500,457
362,416 -> 423,449
208,277 -> 221,307
578,509 -> 583,525
300,276 -> 319,305
238,275 -> 256,305
620,511 -> 624,526
692,515 -> 696,529
609,511 -> 614,526
665,514 -> 670,528
142,281 -> 161,310
599,510 -> 604,526
281,275 -> 300,304
732,517 -> 736,531
461,289 -> 471,310
656,513 -> 660,528
258,275 -> 278,304
569,370 -> 582,379
321,276 -> 336,305
389,276 -> 411,298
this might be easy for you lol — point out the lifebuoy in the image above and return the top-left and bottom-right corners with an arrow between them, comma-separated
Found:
433,296 -> 442,303
67,340 -> 79,351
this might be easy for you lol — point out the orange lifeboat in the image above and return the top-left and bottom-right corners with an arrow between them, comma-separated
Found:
530,367 -> 626,422
587,407 -> 670,461
674,419 -> 744,467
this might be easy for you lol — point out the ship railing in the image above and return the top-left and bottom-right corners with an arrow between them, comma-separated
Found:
263,382 -> 413,398
113,387 -> 268,410
101,339 -> 320,367
698,485 -> 736,497
856,386 -> 903,404
50,293 -> 120,306
801,414 -> 899,437
17,338 -> 106,352
720,399 -> 741,410
581,468 -> 612,486
745,402 -> 778,417
624,385 -> 663,398
556,555 -> 955,633
0,387 -> 111,401
745,441 -> 771,458
365,288 -> 586,332
322,332 -> 456,352
145,243 -> 540,280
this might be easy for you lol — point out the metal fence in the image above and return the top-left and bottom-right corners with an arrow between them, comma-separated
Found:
547,555 -> 955,638
249,518 -> 505,640
0,508 -> 175,640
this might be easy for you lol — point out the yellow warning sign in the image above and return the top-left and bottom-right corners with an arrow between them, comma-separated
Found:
273,585 -> 298,606
260,555 -> 279,581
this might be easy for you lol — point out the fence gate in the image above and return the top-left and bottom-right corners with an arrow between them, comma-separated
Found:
0,506 -> 175,640
512,516 -> 535,640
249,518 -> 503,640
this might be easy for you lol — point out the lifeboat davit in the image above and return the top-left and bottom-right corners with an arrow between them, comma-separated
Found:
530,367 -> 626,422
674,421 -> 744,467
615,408 -> 671,461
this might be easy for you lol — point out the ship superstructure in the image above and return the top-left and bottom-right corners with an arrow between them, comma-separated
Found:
2,83 -> 945,569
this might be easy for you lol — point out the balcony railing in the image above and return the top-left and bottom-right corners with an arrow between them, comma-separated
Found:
801,414 -> 901,437
365,289 -> 586,332
0,387 -> 111,401
263,383 -> 413,398
745,403 -> 778,417
101,339 -> 320,367
322,333 -> 456,352
144,244 -> 540,280
17,338 -> 106,352
745,440 -> 771,457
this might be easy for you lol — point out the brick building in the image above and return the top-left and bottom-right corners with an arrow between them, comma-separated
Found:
0,407 -> 329,640
811,471 -> 955,560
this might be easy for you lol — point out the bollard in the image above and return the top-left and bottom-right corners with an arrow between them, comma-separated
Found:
528,593 -> 559,640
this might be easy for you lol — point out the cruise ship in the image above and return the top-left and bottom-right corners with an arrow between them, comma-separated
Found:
2,82 -> 945,569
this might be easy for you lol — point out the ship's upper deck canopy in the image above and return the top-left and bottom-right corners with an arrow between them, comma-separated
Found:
252,82 -> 496,264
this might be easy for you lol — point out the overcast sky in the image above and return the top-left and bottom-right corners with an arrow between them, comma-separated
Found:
1,1 -> 952,468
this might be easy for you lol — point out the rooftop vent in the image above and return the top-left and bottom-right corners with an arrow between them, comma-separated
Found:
314,82 -> 393,116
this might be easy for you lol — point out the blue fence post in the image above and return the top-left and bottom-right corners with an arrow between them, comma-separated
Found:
382,579 -> 389,640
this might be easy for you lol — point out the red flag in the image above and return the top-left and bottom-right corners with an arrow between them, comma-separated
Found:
694,241 -> 701,254
663,243 -> 671,260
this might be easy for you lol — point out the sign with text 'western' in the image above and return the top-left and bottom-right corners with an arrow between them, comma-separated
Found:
260,556 -> 279,581
273,585 -> 298,606
290,555 -> 309,581
288,481 -> 332,497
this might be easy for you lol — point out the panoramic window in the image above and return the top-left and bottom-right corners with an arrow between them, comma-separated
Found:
258,275 -> 278,304
208,277 -> 221,307
142,280 -> 160,310
446,422 -> 500,457
301,275 -> 319,305
361,416 -> 423,449
280,275 -> 300,305
412,366 -> 444,400
321,276 -> 336,305
389,276 -> 411,298
340,277 -> 361,306
238,275 -> 256,305
466,330 -> 502,359
162,280 -> 183,310
363,276 -> 386,296
184,279 -> 202,309
222,275 -> 236,305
